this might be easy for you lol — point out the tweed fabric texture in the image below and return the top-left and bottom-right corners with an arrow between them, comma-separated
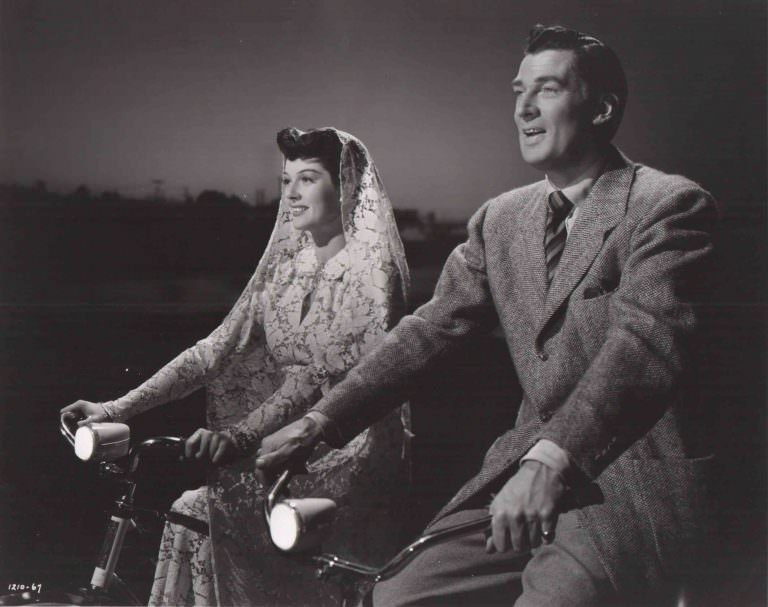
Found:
372,509 -> 610,607
311,147 -> 718,595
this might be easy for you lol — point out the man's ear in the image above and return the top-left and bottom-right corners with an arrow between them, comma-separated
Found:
592,94 -> 618,126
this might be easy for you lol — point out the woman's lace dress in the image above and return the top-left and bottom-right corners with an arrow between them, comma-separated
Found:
101,129 -> 411,606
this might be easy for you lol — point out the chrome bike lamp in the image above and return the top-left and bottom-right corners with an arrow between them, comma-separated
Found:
265,469 -> 337,553
61,414 -> 130,462
269,497 -> 337,552
75,423 -> 130,461
261,467 -> 497,596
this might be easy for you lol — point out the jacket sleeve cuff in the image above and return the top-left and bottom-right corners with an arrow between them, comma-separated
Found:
520,439 -> 572,483
304,410 -> 345,448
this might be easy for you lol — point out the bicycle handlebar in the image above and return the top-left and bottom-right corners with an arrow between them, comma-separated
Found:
264,468 -> 293,525
60,412 -> 185,477
262,467 -> 494,583
126,436 -> 186,475
60,412 -> 79,447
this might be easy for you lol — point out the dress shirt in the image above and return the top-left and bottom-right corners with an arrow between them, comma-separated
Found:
521,156 -> 607,481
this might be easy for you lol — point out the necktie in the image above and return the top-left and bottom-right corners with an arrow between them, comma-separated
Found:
544,190 -> 573,286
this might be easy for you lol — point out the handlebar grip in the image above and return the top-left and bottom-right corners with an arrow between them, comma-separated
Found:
126,436 -> 186,475
132,436 -> 186,456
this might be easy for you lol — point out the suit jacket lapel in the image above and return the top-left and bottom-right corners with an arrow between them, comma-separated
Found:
517,182 -> 549,310
538,150 -> 635,336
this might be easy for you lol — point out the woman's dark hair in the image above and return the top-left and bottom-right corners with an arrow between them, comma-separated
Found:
525,25 -> 628,143
276,128 -> 343,188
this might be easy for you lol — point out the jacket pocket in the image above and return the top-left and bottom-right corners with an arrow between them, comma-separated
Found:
582,280 -> 619,300
567,293 -> 613,352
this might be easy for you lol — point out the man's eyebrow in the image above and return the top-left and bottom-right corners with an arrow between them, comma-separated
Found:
535,75 -> 567,85
512,75 -> 568,87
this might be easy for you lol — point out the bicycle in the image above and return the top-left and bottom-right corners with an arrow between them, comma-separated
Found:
262,466 -> 492,607
1,417 -> 493,607
0,415 -> 189,606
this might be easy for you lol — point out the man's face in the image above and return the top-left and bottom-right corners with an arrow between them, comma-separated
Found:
513,49 -> 597,174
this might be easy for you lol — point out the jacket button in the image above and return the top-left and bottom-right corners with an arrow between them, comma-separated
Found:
540,411 -> 552,422
536,351 -> 548,361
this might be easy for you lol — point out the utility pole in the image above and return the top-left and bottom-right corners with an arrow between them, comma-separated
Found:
152,179 -> 165,202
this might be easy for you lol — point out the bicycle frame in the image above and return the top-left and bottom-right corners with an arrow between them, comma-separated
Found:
264,469 -> 491,586
262,457 -> 605,607
54,418 -> 493,606
59,414 -> 186,604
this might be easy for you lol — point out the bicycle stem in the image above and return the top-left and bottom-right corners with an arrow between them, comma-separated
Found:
89,436 -> 186,594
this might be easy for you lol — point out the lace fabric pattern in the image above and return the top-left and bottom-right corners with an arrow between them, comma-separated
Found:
149,488 -> 213,606
100,128 -> 411,606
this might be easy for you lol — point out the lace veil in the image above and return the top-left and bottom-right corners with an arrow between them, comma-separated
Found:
204,130 -> 412,604
233,127 -> 409,317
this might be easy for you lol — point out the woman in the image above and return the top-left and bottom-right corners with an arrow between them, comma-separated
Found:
61,128 -> 411,606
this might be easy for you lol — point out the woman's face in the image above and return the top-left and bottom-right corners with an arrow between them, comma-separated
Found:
282,157 -> 342,243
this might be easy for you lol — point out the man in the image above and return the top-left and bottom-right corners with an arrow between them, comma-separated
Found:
257,25 -> 717,606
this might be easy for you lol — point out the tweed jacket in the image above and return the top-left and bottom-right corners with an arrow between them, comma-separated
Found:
310,148 -> 718,594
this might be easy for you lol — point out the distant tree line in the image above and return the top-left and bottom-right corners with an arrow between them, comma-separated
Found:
0,182 -> 467,296
0,182 -> 279,289
0,181 -> 262,208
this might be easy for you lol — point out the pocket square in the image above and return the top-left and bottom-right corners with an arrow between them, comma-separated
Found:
583,285 -> 606,299
583,277 -> 620,299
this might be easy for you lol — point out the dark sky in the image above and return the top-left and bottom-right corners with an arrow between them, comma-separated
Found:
1,0 -> 765,217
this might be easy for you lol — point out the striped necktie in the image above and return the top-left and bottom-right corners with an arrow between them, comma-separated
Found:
544,190 -> 573,286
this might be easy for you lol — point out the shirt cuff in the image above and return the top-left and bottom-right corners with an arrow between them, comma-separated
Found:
304,410 -> 343,446
520,439 -> 571,478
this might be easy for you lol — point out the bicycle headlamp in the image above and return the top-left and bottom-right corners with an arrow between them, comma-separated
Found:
74,422 -> 130,462
269,497 -> 337,553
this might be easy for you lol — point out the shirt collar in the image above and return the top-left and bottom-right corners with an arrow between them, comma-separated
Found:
294,245 -> 349,280
544,156 -> 607,207
321,246 -> 350,280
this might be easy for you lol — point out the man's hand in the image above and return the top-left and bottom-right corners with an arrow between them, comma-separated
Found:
185,429 -> 236,465
486,460 -> 566,554
255,417 -> 322,472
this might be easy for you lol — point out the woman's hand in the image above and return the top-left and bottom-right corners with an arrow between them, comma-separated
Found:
60,400 -> 110,426
185,429 -> 236,465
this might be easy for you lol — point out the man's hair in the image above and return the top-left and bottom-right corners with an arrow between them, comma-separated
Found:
525,24 -> 628,142
276,127 -> 343,188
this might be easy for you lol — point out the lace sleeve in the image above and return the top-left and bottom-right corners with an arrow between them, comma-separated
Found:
224,262 -> 396,453
102,289 -> 264,422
